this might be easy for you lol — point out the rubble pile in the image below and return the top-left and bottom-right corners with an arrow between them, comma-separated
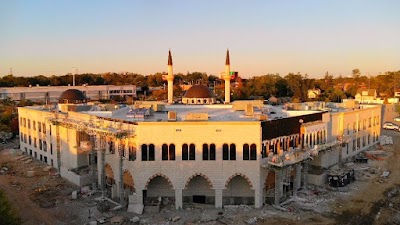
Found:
379,135 -> 393,146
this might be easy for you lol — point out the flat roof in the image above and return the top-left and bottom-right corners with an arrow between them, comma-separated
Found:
23,103 -> 324,122
87,104 -> 321,122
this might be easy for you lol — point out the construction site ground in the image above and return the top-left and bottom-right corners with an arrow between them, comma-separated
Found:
1,129 -> 400,225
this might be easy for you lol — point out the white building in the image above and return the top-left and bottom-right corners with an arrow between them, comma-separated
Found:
1,84 -> 136,102
17,51 -> 382,211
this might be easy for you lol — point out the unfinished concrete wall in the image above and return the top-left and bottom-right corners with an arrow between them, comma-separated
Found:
309,148 -> 339,169
307,172 -> 328,186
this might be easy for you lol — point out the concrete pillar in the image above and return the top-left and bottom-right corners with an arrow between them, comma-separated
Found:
175,189 -> 183,210
302,162 -> 308,190
294,164 -> 302,196
254,187 -> 263,208
136,189 -> 144,205
215,189 -> 223,208
274,169 -> 283,205
111,185 -> 118,199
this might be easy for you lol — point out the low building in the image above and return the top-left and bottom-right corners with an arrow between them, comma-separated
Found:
355,88 -> 378,104
1,84 -> 137,103
307,88 -> 321,100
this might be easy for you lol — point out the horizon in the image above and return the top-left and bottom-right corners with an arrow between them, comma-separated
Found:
1,1 -> 399,79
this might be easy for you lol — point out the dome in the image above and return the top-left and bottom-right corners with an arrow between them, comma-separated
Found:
184,85 -> 213,98
59,89 -> 87,104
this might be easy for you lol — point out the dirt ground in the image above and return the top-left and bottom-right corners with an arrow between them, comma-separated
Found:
1,130 -> 399,225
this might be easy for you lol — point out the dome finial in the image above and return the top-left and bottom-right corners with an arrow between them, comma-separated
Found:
225,49 -> 230,65
168,49 -> 173,66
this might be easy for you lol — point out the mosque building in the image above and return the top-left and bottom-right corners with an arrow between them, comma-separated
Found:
17,50 -> 382,211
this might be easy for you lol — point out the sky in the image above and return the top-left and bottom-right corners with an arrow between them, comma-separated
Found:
1,0 -> 399,79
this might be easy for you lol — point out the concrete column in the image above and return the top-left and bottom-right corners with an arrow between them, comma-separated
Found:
302,162 -> 308,190
215,189 -> 223,208
254,187 -> 263,208
136,189 -> 144,205
274,169 -> 283,205
111,185 -> 118,199
175,189 -> 183,210
294,164 -> 302,196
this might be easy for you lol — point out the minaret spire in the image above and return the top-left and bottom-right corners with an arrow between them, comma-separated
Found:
166,50 -> 174,104
225,49 -> 230,65
168,49 -> 173,66
223,49 -> 231,103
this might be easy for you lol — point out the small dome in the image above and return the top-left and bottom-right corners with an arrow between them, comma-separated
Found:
59,89 -> 87,104
184,85 -> 213,98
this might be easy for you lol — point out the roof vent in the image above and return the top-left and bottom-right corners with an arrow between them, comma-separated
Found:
168,111 -> 177,121
185,113 -> 208,121
245,104 -> 254,116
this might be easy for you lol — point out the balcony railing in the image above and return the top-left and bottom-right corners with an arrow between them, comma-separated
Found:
262,140 -> 340,168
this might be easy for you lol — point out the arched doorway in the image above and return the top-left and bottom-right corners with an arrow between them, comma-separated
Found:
183,174 -> 214,205
223,174 -> 254,205
123,170 -> 135,200
104,164 -> 115,197
144,174 -> 174,207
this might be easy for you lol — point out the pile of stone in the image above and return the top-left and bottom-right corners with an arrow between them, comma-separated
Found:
379,135 -> 393,145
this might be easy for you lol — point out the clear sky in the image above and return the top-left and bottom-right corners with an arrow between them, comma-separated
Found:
1,0 -> 399,78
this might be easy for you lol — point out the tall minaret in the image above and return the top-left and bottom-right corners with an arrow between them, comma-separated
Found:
222,49 -> 231,103
166,50 -> 174,104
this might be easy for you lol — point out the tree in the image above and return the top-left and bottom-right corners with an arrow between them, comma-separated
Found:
0,189 -> 22,225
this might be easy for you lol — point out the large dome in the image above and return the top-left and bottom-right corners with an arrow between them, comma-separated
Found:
184,85 -> 213,98
59,89 -> 87,104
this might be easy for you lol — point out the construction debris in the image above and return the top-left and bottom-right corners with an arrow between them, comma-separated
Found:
379,135 -> 393,145
381,171 -> 390,178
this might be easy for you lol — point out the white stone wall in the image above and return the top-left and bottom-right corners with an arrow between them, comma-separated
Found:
330,105 -> 381,162
18,107 -> 59,169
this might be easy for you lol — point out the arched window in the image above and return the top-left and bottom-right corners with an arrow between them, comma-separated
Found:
109,141 -> 115,154
250,144 -> 257,160
210,144 -> 216,160
189,144 -> 196,160
243,144 -> 250,160
182,144 -> 188,160
129,145 -> 136,161
202,144 -> 209,160
203,144 -> 216,160
230,144 -> 236,160
162,144 -> 168,160
141,144 -> 148,161
149,144 -> 155,161
169,144 -> 175,160
223,144 -> 229,160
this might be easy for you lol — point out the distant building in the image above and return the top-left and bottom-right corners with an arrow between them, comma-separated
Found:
0,85 -> 136,103
307,88 -> 321,100
355,88 -> 377,103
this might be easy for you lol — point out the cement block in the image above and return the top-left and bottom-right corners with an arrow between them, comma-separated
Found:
127,204 -> 144,215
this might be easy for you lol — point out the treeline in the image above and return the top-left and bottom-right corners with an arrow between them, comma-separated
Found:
1,70 -> 400,102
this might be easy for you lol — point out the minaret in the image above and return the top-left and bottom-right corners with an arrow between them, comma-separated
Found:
166,50 -> 174,104
222,49 -> 231,103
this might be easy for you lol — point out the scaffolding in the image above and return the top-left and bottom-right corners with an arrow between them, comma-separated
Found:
46,111 -> 134,205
